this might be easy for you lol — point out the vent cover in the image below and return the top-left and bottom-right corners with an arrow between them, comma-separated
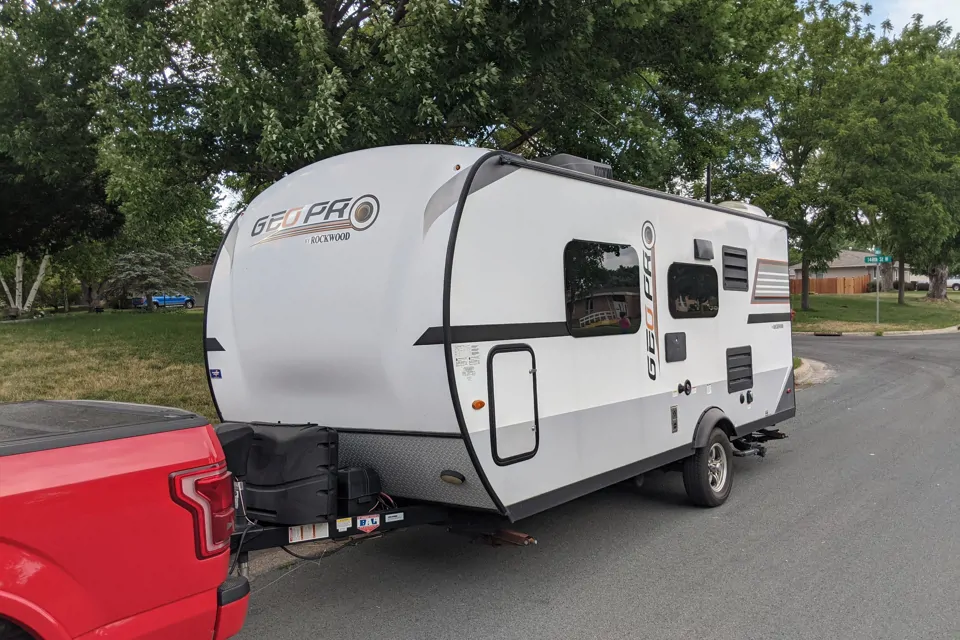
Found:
726,346 -> 753,394
538,154 -> 613,179
722,246 -> 749,291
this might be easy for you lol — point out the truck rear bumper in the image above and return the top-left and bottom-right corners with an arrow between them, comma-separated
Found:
214,577 -> 250,640
74,577 -> 249,640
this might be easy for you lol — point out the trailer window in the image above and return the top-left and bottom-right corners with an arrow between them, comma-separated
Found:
667,263 -> 719,319
563,241 -> 642,337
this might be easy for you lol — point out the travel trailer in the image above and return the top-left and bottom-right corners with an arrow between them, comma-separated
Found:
205,145 -> 795,551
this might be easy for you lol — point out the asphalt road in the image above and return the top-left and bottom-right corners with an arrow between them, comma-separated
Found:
236,335 -> 960,640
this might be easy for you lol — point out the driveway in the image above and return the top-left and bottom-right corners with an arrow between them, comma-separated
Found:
236,335 -> 960,640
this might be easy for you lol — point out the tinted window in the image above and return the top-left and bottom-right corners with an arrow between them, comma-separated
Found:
564,241 -> 642,337
668,263 -> 719,319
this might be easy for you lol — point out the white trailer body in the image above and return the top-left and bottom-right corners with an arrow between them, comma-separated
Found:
205,144 -> 795,521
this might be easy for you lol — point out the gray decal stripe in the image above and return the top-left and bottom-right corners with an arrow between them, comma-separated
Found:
747,312 -> 792,324
415,322 -> 569,345
205,337 -> 226,351
422,161 -> 519,237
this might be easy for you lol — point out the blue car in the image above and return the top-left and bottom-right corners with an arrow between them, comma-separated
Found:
132,293 -> 196,310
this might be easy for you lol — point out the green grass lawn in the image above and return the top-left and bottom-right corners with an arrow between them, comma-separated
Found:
0,310 -> 217,420
792,292 -> 960,333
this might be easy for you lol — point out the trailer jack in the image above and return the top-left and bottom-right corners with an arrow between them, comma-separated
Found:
732,439 -> 766,458
488,529 -> 538,547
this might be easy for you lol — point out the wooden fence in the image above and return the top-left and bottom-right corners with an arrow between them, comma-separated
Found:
789,275 -> 870,295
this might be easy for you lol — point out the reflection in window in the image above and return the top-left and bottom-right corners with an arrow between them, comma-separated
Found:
668,263 -> 719,319
563,241 -> 642,337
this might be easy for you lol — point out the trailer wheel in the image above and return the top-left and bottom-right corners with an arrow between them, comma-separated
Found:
682,428 -> 733,507
0,619 -> 33,640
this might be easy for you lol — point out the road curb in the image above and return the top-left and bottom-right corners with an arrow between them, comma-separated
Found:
794,325 -> 960,337
794,358 -> 834,387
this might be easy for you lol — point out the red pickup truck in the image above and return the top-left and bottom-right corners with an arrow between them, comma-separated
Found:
0,400 -> 249,640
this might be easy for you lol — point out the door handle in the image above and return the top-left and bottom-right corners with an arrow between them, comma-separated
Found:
677,380 -> 692,396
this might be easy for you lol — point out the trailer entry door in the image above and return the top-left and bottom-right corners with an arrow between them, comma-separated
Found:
487,345 -> 539,465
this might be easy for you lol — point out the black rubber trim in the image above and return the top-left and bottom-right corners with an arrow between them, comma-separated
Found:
333,427 -> 463,439
205,337 -> 225,351
443,151 -> 510,516
0,416 -> 210,457
507,443 -> 694,522
415,322 -> 568,345
734,406 -> 797,438
747,312 -> 792,324
692,406 -> 728,448
499,156 -> 789,229
217,576 -> 250,606
487,344 -> 540,466
203,210 -> 243,422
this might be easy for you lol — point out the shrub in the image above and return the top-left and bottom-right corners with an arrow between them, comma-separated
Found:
917,282 -> 930,291
866,281 -> 878,293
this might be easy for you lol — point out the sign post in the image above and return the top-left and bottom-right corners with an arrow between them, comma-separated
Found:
865,254 -> 892,325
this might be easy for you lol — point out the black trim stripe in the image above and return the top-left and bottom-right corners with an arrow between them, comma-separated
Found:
747,312 -> 792,324
205,337 -> 225,351
416,322 -> 569,346
443,151 -> 510,516
507,443 -> 693,522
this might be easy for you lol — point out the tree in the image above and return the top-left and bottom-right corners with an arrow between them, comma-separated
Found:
0,0 -> 122,315
106,247 -> 201,309
95,0 -> 799,209
744,0 -> 876,311
830,20 -> 960,302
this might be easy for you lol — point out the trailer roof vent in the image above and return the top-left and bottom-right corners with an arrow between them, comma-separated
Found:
718,201 -> 768,217
538,154 -> 613,180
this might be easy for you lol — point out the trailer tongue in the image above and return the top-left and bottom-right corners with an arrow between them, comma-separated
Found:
217,422 -> 529,561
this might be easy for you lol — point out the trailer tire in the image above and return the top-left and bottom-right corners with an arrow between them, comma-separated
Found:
0,619 -> 33,640
682,428 -> 733,507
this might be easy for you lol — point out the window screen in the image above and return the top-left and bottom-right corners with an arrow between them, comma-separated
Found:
722,246 -> 749,291
668,263 -> 719,319
564,241 -> 642,337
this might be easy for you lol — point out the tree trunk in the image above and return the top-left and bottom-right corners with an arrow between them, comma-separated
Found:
897,254 -> 906,305
880,262 -> 894,292
14,253 -> 24,310
63,282 -> 70,313
0,270 -> 14,309
927,264 -> 949,300
22,254 -> 51,313
801,257 -> 811,311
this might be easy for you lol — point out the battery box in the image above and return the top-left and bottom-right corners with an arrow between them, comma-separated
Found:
337,467 -> 382,516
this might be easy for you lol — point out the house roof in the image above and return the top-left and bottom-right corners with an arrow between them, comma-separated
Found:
789,250 -> 905,271
187,264 -> 213,282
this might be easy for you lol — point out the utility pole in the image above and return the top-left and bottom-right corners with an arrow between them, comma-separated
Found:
705,164 -> 712,203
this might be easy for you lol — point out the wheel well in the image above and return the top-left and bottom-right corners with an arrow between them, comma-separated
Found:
693,407 -> 737,449
715,418 -> 736,442
0,616 -> 37,640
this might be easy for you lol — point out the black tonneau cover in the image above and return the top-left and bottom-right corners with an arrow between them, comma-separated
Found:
0,400 -> 209,457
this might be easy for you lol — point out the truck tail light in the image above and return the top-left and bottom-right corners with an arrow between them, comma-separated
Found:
171,463 -> 235,558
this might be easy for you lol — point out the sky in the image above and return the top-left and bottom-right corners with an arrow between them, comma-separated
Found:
868,0 -> 960,33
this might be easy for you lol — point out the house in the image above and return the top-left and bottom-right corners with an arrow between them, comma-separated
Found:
187,264 -> 212,307
567,287 -> 643,330
789,250 -> 927,283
